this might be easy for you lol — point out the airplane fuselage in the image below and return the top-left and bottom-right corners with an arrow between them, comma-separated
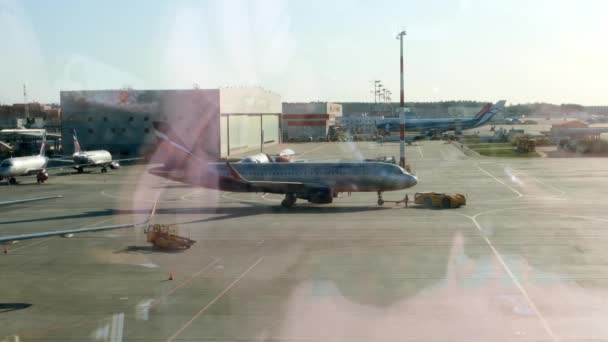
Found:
0,155 -> 48,178
380,117 -> 478,134
378,101 -> 504,134
72,150 -> 113,166
150,162 -> 418,193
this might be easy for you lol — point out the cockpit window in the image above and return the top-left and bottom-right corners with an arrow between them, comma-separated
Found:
0,160 -> 12,167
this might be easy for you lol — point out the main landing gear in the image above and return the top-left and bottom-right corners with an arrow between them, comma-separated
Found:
281,193 -> 296,208
101,166 -> 108,173
377,191 -> 384,206
36,170 -> 49,184
8,177 -> 17,185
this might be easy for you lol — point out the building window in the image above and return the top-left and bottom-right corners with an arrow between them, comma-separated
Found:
144,116 -> 149,121
111,128 -> 116,133
144,128 -> 149,133
103,117 -> 108,122
88,117 -> 93,122
88,128 -> 94,134
129,116 -> 134,122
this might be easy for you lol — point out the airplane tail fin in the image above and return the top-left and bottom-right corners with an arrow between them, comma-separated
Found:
72,129 -> 81,153
474,100 -> 506,127
225,162 -> 249,182
39,133 -> 47,157
473,103 -> 493,119
152,121 -> 205,166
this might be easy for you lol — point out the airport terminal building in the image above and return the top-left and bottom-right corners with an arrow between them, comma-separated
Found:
60,88 -> 282,159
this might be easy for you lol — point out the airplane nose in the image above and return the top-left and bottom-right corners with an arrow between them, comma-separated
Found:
408,174 -> 418,187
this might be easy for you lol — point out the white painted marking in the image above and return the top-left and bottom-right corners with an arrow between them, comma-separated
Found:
470,212 -> 557,341
417,145 -> 424,158
261,193 -> 281,203
298,144 -> 327,157
167,257 -> 264,342
221,192 -> 266,205
101,190 -> 177,203
452,208 -> 558,342
180,189 -> 202,201
508,167 -> 566,196
157,258 -> 220,302
136,299 -> 154,321
477,166 -> 523,197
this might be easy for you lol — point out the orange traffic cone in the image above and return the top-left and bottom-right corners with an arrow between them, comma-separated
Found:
169,273 -> 174,281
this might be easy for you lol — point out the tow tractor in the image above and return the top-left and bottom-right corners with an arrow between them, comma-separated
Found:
144,224 -> 196,249
414,192 -> 466,209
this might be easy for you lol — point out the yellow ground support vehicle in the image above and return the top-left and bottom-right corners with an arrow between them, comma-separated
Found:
144,224 -> 196,249
414,192 -> 466,209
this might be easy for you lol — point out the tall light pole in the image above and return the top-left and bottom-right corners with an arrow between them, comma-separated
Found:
396,30 -> 407,168
396,31 -> 406,107
370,80 -> 378,103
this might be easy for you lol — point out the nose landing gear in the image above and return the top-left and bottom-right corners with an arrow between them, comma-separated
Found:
377,191 -> 384,206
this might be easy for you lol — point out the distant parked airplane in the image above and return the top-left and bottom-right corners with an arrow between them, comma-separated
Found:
0,138 -> 48,185
55,130 -> 139,173
378,100 -> 506,136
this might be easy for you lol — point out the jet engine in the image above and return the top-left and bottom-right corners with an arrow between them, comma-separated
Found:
37,171 -> 49,184
109,161 -> 120,170
306,187 -> 333,204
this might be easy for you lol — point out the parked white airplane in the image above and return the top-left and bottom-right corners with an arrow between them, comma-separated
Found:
0,140 -> 48,185
69,129 -> 121,173
150,122 -> 418,207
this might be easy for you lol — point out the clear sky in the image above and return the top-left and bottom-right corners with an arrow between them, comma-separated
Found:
1,0 -> 607,105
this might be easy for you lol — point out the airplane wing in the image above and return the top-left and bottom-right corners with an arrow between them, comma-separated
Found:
86,157 -> 144,167
22,168 -> 48,176
113,157 -> 143,163
0,195 -> 62,206
47,158 -> 75,163
248,180 -> 309,194
0,129 -> 61,138
48,157 -> 144,169
0,200 -> 157,244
